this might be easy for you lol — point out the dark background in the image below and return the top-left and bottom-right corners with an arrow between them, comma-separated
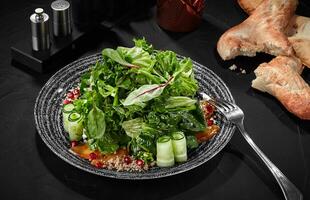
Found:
0,0 -> 309,200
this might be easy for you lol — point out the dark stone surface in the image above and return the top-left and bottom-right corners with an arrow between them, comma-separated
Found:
0,0 -> 309,199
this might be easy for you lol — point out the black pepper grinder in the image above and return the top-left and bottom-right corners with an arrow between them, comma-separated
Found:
30,8 -> 51,51
51,0 -> 72,37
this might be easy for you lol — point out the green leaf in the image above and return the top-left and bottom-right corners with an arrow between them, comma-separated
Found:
97,80 -> 117,98
133,38 -> 154,54
164,96 -> 197,111
186,135 -> 199,149
136,151 -> 154,164
155,50 -> 178,74
168,75 -> 198,96
136,134 -> 156,154
180,113 -> 206,132
87,105 -> 106,139
117,46 -> 154,68
102,48 -> 137,68
122,84 -> 165,106
122,118 -> 144,138
173,58 -> 193,78
97,138 -> 119,154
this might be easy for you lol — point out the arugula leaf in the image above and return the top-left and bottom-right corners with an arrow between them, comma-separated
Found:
122,118 -> 144,138
87,105 -> 106,139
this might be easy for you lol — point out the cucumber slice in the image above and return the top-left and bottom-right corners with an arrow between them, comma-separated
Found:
63,104 -> 75,132
63,103 -> 75,113
156,136 -> 175,167
68,112 -> 81,122
171,132 -> 187,162
66,112 -> 84,141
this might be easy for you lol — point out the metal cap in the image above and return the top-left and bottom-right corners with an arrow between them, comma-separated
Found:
51,0 -> 72,37
30,8 -> 50,51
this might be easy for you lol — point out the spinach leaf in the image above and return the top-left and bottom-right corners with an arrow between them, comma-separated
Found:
97,138 -> 119,153
164,96 -> 197,111
136,134 -> 156,154
180,112 -> 206,132
102,48 -> 138,68
122,118 -> 144,138
168,75 -> 198,96
87,105 -> 106,139
117,46 -> 154,68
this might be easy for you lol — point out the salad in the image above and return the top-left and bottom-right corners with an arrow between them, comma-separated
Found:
62,39 -> 219,171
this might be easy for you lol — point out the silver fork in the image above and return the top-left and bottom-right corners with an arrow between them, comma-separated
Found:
199,92 -> 303,200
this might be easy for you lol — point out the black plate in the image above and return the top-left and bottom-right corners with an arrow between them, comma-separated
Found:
34,53 -> 235,179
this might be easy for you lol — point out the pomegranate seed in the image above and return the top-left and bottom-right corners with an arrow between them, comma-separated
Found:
207,119 -> 214,126
67,92 -> 74,99
71,141 -> 78,147
89,152 -> 97,160
63,99 -> 72,105
95,162 -> 103,168
206,105 -> 213,113
136,159 -> 144,167
73,89 -> 80,96
124,156 -> 132,164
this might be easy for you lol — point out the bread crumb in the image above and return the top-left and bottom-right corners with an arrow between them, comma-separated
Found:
229,64 -> 237,71
241,69 -> 246,74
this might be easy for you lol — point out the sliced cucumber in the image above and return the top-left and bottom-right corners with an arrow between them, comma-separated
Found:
171,132 -> 187,162
156,136 -> 175,167
63,103 -> 75,113
62,104 -> 75,132
64,112 -> 84,141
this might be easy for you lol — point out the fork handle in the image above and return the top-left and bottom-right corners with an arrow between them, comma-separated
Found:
236,122 -> 303,200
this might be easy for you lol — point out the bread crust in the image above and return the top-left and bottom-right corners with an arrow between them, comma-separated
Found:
252,56 -> 310,120
237,0 -> 310,68
237,0 -> 263,14
217,0 -> 297,60
288,16 -> 310,68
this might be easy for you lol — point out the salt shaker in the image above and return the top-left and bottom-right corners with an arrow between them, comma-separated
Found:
30,8 -> 50,51
51,0 -> 72,37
